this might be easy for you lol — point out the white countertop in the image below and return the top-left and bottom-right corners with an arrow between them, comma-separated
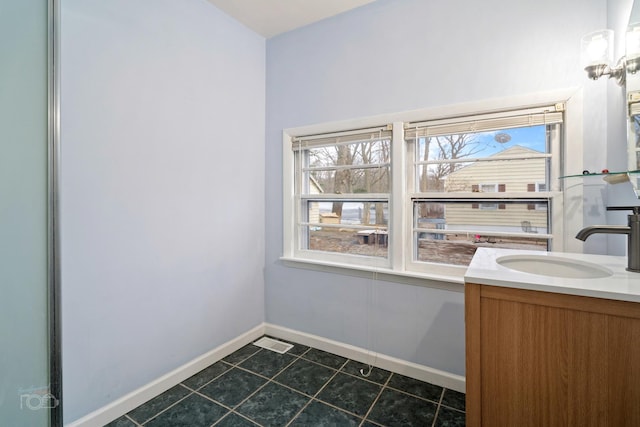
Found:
464,248 -> 640,303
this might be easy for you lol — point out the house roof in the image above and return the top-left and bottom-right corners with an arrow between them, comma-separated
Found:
309,175 -> 324,193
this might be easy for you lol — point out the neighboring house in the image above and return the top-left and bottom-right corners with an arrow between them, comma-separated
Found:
443,145 -> 548,234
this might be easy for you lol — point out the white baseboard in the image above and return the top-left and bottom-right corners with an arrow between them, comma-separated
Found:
66,324 -> 266,427
68,323 -> 465,426
264,323 -> 466,393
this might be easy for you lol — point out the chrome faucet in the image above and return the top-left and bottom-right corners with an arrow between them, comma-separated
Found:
575,206 -> 640,272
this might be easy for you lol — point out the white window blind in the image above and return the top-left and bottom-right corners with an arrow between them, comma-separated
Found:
292,125 -> 392,150
404,106 -> 563,139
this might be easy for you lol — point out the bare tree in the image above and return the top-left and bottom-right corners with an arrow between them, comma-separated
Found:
432,134 -> 482,188
357,140 -> 390,225
308,139 -> 390,223
331,144 -> 352,217
374,141 -> 390,225
419,133 -> 481,218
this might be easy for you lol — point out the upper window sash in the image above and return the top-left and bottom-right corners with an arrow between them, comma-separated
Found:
405,114 -> 563,195
294,126 -> 393,197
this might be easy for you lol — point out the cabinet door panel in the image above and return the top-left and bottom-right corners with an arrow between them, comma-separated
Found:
480,297 -> 569,426
607,316 -> 640,426
566,310 -> 608,426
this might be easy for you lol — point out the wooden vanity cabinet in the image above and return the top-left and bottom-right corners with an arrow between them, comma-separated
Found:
465,283 -> 640,427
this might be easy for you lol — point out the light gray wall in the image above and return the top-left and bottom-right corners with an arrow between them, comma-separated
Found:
265,0 -> 609,377
60,0 -> 265,422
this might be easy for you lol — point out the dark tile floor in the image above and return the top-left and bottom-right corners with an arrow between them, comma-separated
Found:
106,337 -> 465,427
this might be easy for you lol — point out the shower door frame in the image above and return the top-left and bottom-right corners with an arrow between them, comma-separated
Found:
48,0 -> 62,425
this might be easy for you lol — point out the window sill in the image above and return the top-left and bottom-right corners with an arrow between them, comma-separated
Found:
279,256 -> 465,293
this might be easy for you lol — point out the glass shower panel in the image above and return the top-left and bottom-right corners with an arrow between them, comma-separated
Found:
0,1 -> 53,425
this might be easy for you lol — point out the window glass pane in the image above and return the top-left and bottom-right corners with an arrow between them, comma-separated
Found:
309,166 -> 390,194
417,158 -> 548,193
417,126 -> 546,161
480,184 -> 497,193
307,201 -> 388,226
306,139 -> 390,195
415,125 -> 548,192
302,201 -> 388,258
414,201 -> 549,266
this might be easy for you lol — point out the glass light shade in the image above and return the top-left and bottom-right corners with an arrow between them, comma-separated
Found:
581,29 -> 614,68
627,24 -> 640,60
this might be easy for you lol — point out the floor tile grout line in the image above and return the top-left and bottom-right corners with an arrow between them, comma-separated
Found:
273,364 -> 384,420
139,373 -> 261,426
360,419 -> 385,427
310,396 -> 369,421
226,346 -> 307,384
359,370 -> 393,426
283,357 -> 351,427
209,406 -> 262,427
271,376 -> 333,400
224,363 -> 281,384
338,361 -> 393,387
273,352 -> 341,384
383,383 -> 445,406
229,343 -> 449,407
210,340 -> 312,426
124,414 -> 143,426
209,349 -> 305,426
430,388 -> 446,427
128,339 -> 464,427
214,379 -> 271,424
202,345 -> 273,426
223,347 -> 263,367
297,352 -> 455,409
439,404 -> 466,413
192,389 -> 237,412
231,354 -> 404,425
142,372 -> 456,426
299,354 -> 349,372
180,362 -> 234,394
437,388 -> 466,414
138,385 -> 196,426
229,410 -> 264,427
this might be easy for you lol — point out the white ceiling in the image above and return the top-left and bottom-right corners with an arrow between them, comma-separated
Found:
207,0 -> 376,38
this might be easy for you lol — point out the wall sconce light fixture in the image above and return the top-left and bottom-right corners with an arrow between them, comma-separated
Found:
581,29 -> 625,85
581,26 -> 640,86
627,23 -> 640,75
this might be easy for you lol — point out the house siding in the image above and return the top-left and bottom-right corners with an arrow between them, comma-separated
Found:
444,146 -> 547,230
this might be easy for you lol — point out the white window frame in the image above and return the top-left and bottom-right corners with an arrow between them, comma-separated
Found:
287,126 -> 392,268
282,89 -> 584,286
405,105 -> 564,276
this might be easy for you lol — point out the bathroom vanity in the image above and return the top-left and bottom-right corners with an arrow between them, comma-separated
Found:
464,248 -> 640,427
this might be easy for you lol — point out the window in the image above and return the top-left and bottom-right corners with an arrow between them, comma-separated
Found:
289,126 -> 392,267
283,97 -> 571,281
533,182 -> 547,210
405,105 -> 563,269
476,183 -> 500,210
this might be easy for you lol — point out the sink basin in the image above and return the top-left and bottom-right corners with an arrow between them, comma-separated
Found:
496,254 -> 613,279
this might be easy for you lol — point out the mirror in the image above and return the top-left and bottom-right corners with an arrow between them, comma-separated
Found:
628,1 -> 640,196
